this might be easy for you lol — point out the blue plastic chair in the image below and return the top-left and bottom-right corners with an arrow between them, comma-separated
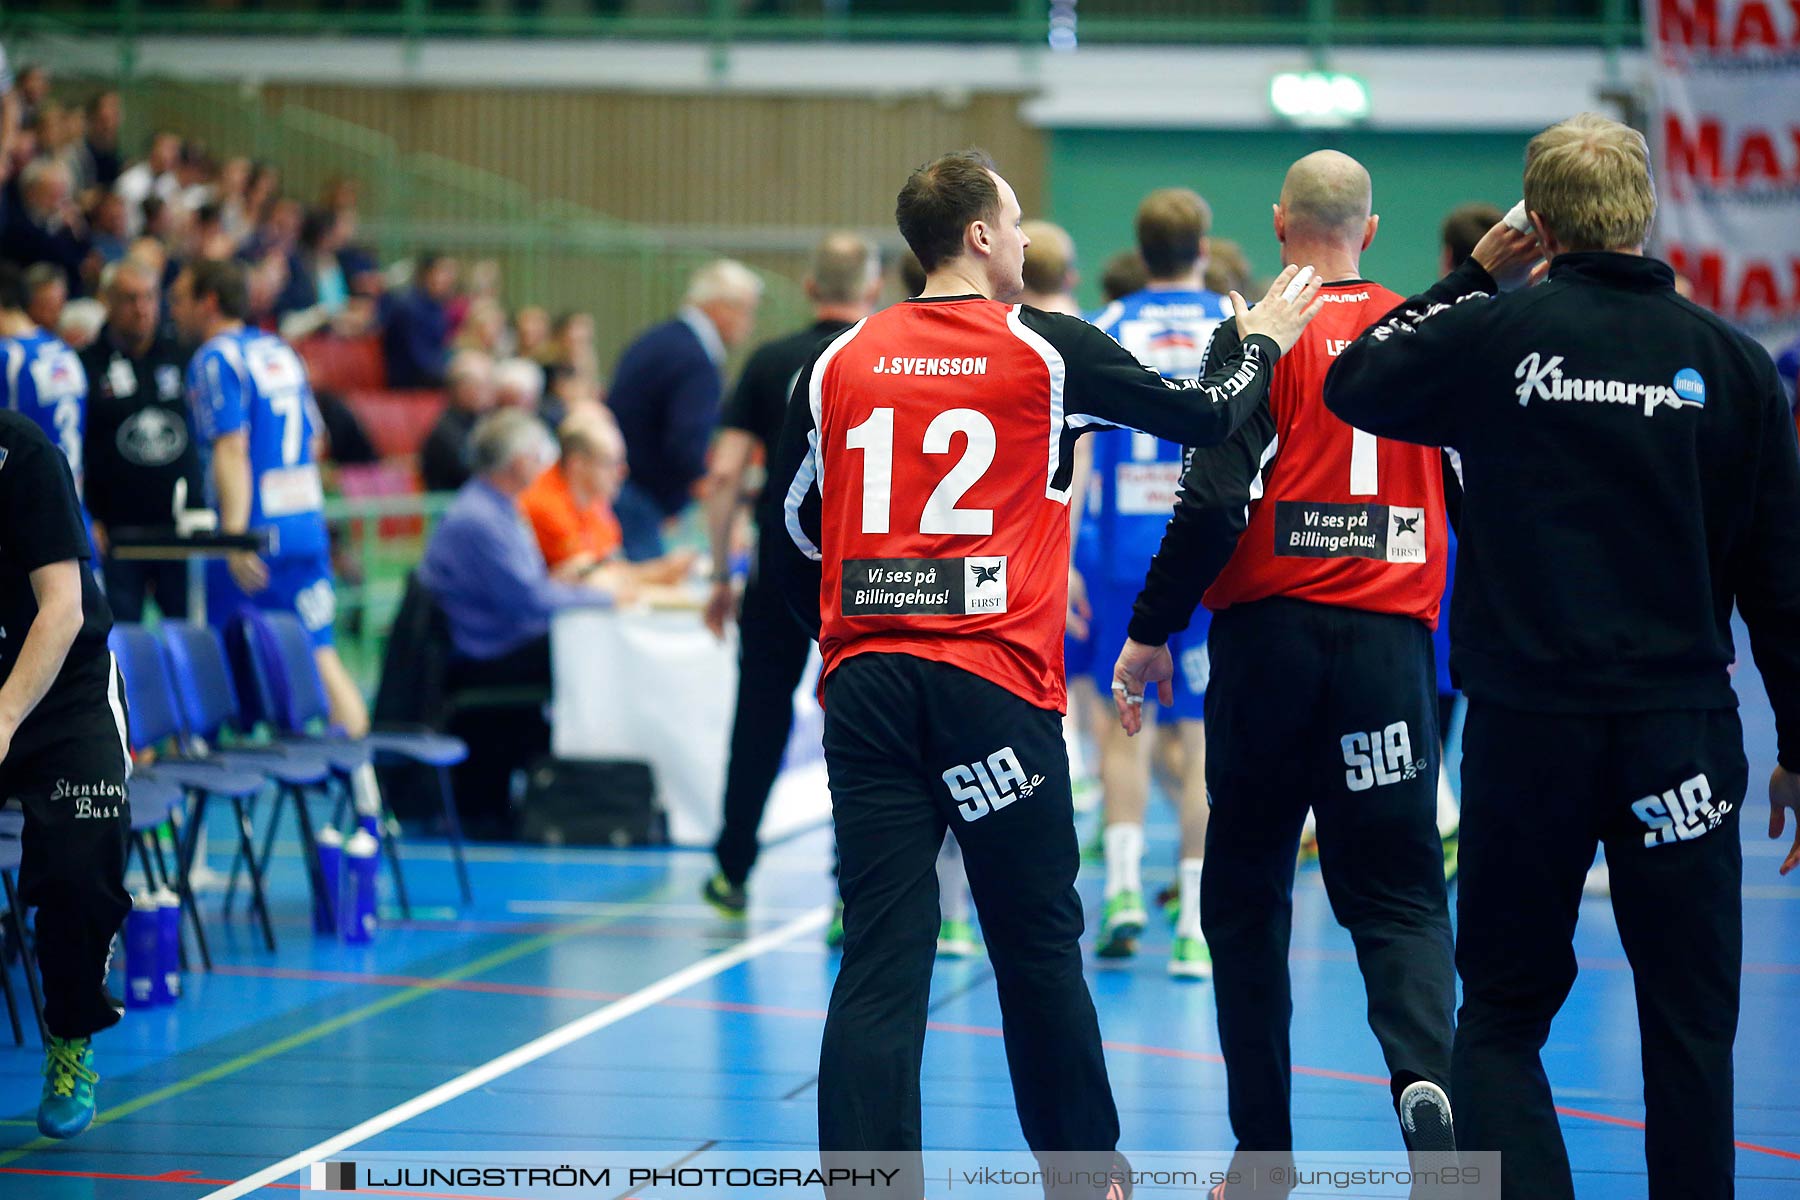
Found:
160,622 -> 341,926
110,625 -> 277,952
232,610 -> 473,907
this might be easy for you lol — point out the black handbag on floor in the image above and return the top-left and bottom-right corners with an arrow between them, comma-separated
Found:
518,757 -> 666,847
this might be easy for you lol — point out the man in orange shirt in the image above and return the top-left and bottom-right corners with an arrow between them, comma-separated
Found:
521,411 -> 692,586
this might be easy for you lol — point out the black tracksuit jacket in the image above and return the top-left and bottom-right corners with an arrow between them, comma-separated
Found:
1324,252 -> 1800,768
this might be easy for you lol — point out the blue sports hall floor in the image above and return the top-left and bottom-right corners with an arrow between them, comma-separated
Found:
2,645 -> 1797,1198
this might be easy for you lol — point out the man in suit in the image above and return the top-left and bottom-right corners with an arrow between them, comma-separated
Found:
607,259 -> 762,561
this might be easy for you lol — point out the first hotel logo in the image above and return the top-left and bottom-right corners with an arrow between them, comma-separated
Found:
310,1161 -> 356,1191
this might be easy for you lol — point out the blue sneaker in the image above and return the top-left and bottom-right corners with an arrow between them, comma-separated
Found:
38,1036 -> 98,1139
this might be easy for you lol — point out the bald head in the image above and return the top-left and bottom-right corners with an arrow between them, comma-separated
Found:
1278,151 -> 1372,241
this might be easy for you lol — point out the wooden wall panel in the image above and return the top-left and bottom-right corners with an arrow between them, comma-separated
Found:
259,84 -> 1044,235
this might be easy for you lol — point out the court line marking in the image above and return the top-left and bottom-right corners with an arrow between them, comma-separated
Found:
196,905 -> 830,1200
194,962 -> 1800,1164
0,901 -> 665,1169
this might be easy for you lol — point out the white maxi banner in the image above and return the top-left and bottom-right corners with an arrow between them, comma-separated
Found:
1649,0 -> 1800,351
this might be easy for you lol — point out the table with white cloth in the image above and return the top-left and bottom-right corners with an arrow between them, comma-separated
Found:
549,605 -> 830,847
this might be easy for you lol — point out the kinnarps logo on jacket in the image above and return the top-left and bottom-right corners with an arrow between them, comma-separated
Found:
1514,353 -> 1707,417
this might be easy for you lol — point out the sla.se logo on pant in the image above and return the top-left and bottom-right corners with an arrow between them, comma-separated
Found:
1341,722 -> 1428,792
1633,773 -> 1733,848
309,1161 -> 356,1191
943,746 -> 1045,821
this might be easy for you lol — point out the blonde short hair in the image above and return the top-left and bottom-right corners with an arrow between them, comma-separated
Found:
1524,113 -> 1656,252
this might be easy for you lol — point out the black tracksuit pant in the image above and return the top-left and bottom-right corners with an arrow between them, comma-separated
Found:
1455,703 -> 1744,1200
818,651 -> 1119,1199
1201,598 -> 1455,1162
713,572 -> 815,886
3,693 -> 133,1040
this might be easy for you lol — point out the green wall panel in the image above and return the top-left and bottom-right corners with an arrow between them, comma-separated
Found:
1048,128 -> 1532,309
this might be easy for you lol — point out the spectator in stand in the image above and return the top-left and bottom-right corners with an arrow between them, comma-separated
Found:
277,206 -> 360,339
79,259 -> 201,620
243,162 -> 281,226
13,63 -> 48,130
138,196 -> 176,251
25,262 -> 67,333
494,356 -> 545,413
549,371 -> 603,423
1440,202 -> 1504,276
86,191 -> 129,265
75,93 -> 122,194
3,160 -> 89,295
1099,250 -> 1149,304
607,259 -> 762,560
243,196 -> 302,266
115,132 -> 181,238
453,297 -> 509,357
187,202 -> 236,264
242,250 -> 290,330
214,156 -> 253,245
382,252 -> 458,388
514,305 -> 553,366
417,408 -> 622,835
421,349 -> 496,492
1204,237 -> 1254,297
319,177 -> 381,298
174,142 -> 218,215
36,105 -> 86,190
547,310 -> 599,389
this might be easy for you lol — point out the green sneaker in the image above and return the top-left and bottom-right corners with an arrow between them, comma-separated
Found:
937,917 -> 981,958
1080,822 -> 1104,864
1168,934 -> 1212,981
701,872 -> 747,919
38,1036 -> 98,1139
824,901 -> 845,949
1096,890 -> 1146,959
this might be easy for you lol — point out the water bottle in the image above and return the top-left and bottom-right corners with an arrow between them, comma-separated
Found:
351,763 -> 382,840
339,829 -> 379,944
314,826 -> 344,935
124,894 -> 159,1009
155,888 -> 182,1003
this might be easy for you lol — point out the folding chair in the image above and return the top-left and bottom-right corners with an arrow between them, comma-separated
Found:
159,623 -> 339,930
232,610 -> 473,908
109,627 -> 276,952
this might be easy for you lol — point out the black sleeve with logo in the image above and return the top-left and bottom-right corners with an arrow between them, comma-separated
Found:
1015,307 -> 1280,457
1322,251 -> 1800,736
1323,258 -> 1498,447
1125,316 -> 1278,646
0,413 -> 115,740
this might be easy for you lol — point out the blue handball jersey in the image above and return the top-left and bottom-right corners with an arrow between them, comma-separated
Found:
1082,287 -> 1231,583
1,330 -> 88,491
188,327 -> 328,560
